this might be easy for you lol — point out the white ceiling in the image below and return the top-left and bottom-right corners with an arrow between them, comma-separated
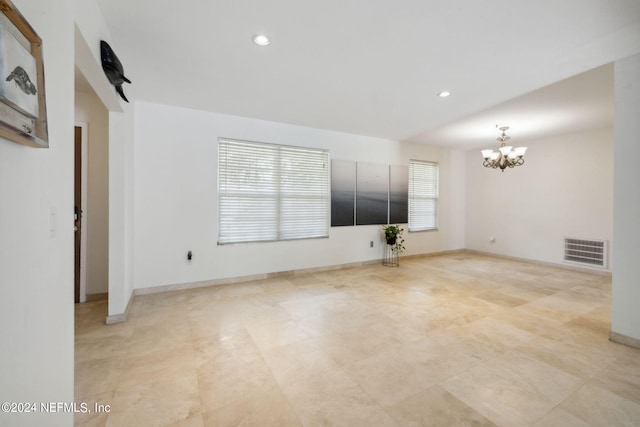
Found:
415,63 -> 614,149
92,0 -> 640,150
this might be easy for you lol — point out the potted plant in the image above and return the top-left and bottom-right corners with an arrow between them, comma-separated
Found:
382,224 -> 405,255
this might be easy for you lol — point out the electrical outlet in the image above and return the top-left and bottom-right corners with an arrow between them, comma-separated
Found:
370,241 -> 374,248
187,250 -> 193,264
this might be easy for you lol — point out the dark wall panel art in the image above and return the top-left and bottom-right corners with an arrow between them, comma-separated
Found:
356,162 -> 389,225
331,160 -> 409,227
331,160 -> 356,226
389,165 -> 408,224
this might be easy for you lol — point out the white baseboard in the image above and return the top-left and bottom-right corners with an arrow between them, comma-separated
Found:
464,249 -> 612,277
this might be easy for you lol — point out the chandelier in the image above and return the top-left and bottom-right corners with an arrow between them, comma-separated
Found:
481,126 -> 527,172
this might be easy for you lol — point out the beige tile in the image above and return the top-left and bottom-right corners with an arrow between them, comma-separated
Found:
314,328 -> 403,366
197,356 -> 280,414
164,412 -> 205,427
188,308 -> 246,339
129,291 -> 191,320
107,372 -> 201,427
192,327 -> 262,368
442,351 -> 583,426
118,342 -> 196,389
199,281 -> 266,300
561,383 -> 640,427
73,253 -> 638,427
442,317 -> 536,354
261,339 -> 341,385
550,270 -> 611,288
348,409 -> 400,427
563,284 -> 611,302
532,407 -> 591,427
387,385 -> 497,427
125,320 -> 192,359
343,336 -> 484,408
296,309 -> 384,338
475,288 -> 529,308
279,290 -> 355,317
517,293 -> 596,323
240,300 -> 293,327
75,333 -> 131,364
509,278 -> 568,296
585,302 -> 612,324
494,283 -> 552,302
279,369 -> 383,426
529,318 -> 609,348
423,296 -> 504,328
75,301 -> 109,331
565,315 -> 611,338
246,319 -> 310,352
590,353 -> 640,404
514,335 -> 617,380
201,384 -> 301,427
190,298 -> 291,333
287,273 -> 330,286
75,315 -> 135,341
75,357 -> 124,400
380,314 -> 449,343
74,391 -> 113,427
133,304 -> 191,329
490,308 -> 565,339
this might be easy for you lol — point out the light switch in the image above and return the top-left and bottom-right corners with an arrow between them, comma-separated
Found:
49,206 -> 57,238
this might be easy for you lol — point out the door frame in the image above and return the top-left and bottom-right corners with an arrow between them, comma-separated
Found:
75,122 -> 89,303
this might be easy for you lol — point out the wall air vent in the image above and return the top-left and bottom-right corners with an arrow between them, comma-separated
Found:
563,237 -> 608,269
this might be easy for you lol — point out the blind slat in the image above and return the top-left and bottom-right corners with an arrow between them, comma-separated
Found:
408,160 -> 438,232
218,138 -> 330,244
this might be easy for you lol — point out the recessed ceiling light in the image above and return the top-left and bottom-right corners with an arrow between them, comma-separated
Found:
438,91 -> 451,98
252,34 -> 270,46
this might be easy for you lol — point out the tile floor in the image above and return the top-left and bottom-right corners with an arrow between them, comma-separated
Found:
74,253 -> 640,426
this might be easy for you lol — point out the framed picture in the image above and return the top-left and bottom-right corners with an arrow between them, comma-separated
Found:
0,0 -> 48,148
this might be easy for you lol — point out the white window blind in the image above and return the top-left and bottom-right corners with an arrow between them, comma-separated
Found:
408,160 -> 438,232
218,138 -> 330,244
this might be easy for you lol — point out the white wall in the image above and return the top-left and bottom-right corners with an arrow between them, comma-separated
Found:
611,53 -> 640,342
73,0 -> 135,320
0,0 -> 75,426
132,101 -> 465,290
107,107 -> 136,318
75,91 -> 109,296
465,127 -> 613,270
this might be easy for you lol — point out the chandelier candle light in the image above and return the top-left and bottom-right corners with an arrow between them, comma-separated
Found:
481,126 -> 527,172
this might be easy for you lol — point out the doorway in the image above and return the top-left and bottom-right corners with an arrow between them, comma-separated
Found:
74,127 -> 81,302
74,124 -> 88,303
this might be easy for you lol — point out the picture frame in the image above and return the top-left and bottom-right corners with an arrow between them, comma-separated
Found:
0,0 -> 48,148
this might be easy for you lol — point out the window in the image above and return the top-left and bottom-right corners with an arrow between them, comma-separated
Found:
218,138 -> 330,244
408,160 -> 438,231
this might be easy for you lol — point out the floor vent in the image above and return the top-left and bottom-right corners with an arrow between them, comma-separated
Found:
563,237 -> 608,269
